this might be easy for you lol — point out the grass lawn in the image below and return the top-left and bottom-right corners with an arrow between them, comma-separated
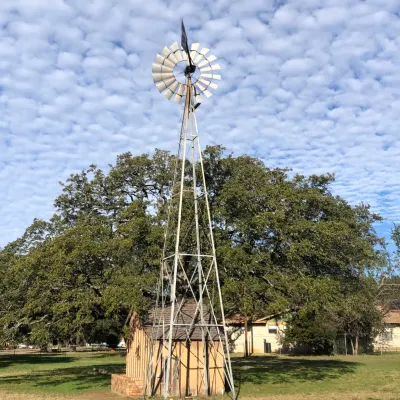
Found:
233,353 -> 400,399
0,350 -> 126,399
2,351 -> 400,399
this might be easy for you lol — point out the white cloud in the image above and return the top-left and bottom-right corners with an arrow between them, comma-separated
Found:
0,0 -> 399,245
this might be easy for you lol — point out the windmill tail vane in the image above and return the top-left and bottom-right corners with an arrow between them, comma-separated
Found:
144,21 -> 236,400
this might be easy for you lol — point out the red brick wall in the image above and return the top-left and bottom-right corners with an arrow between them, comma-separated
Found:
111,374 -> 144,397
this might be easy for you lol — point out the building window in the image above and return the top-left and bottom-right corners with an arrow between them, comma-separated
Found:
382,328 -> 393,342
268,325 -> 278,334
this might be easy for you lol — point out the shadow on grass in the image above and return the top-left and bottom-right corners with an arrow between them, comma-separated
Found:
0,352 -> 121,369
0,362 -> 126,393
0,354 -> 75,369
232,356 -> 359,386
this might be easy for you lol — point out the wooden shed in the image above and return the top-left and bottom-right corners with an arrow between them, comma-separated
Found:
111,301 -> 225,398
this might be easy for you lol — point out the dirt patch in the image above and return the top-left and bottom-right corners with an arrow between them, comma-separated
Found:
0,393 -> 71,400
79,391 -> 125,399
0,391 -> 124,400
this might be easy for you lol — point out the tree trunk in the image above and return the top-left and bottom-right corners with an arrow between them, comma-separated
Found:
344,333 -> 347,356
350,338 -> 355,355
244,317 -> 249,357
354,335 -> 359,355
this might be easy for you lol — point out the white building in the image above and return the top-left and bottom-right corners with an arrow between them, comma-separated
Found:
227,315 -> 286,354
375,309 -> 400,351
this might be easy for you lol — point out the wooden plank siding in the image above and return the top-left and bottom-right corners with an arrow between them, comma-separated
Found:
126,323 -> 225,396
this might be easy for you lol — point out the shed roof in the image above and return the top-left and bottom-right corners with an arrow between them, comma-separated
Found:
144,300 -> 221,341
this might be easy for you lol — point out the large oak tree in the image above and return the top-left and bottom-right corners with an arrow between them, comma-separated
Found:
0,146 -> 386,349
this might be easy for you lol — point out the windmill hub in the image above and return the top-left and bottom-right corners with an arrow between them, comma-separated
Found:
184,64 -> 196,76
173,61 -> 199,85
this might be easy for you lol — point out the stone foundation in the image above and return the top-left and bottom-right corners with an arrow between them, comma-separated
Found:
111,374 -> 144,397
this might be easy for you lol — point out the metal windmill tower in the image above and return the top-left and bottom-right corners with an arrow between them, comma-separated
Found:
145,21 -> 235,399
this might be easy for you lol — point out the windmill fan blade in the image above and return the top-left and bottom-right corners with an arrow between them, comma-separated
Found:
152,73 -> 163,83
162,65 -> 174,72
189,43 -> 200,60
170,42 -> 183,62
201,73 -> 221,80
163,77 -> 176,87
156,81 -> 167,92
197,55 -> 217,68
196,94 -> 202,103
196,82 -> 212,97
163,80 -> 179,100
164,58 -> 176,68
152,64 -> 174,73
161,72 -> 174,79
155,54 -> 176,69
153,72 -> 175,83
174,94 -> 182,103
169,81 -> 179,93
198,78 -> 218,90
200,64 -> 221,72
174,83 -> 185,103
177,51 -> 184,62
163,88 -> 175,100
161,46 -> 171,58
170,42 -> 179,52
152,63 -> 162,73
196,82 -> 207,92
154,54 -> 166,64
193,48 -> 210,63
198,78 -> 210,86
193,54 -> 204,64
176,83 -> 185,96
156,77 -> 177,92
167,52 -> 179,64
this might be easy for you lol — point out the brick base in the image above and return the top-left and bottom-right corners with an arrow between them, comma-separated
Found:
111,374 -> 144,397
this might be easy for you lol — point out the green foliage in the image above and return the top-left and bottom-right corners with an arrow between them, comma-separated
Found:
0,145 -> 386,350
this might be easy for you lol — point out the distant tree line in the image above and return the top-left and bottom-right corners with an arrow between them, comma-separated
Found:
0,145 -> 398,353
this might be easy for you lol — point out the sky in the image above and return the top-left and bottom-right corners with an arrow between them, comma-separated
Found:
0,0 -> 399,247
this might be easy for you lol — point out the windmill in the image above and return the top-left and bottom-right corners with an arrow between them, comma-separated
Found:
146,20 -> 235,399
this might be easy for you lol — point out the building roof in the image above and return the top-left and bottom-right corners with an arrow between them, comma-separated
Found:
383,310 -> 400,324
225,314 -> 266,324
144,300 -> 221,341
226,311 -> 286,325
